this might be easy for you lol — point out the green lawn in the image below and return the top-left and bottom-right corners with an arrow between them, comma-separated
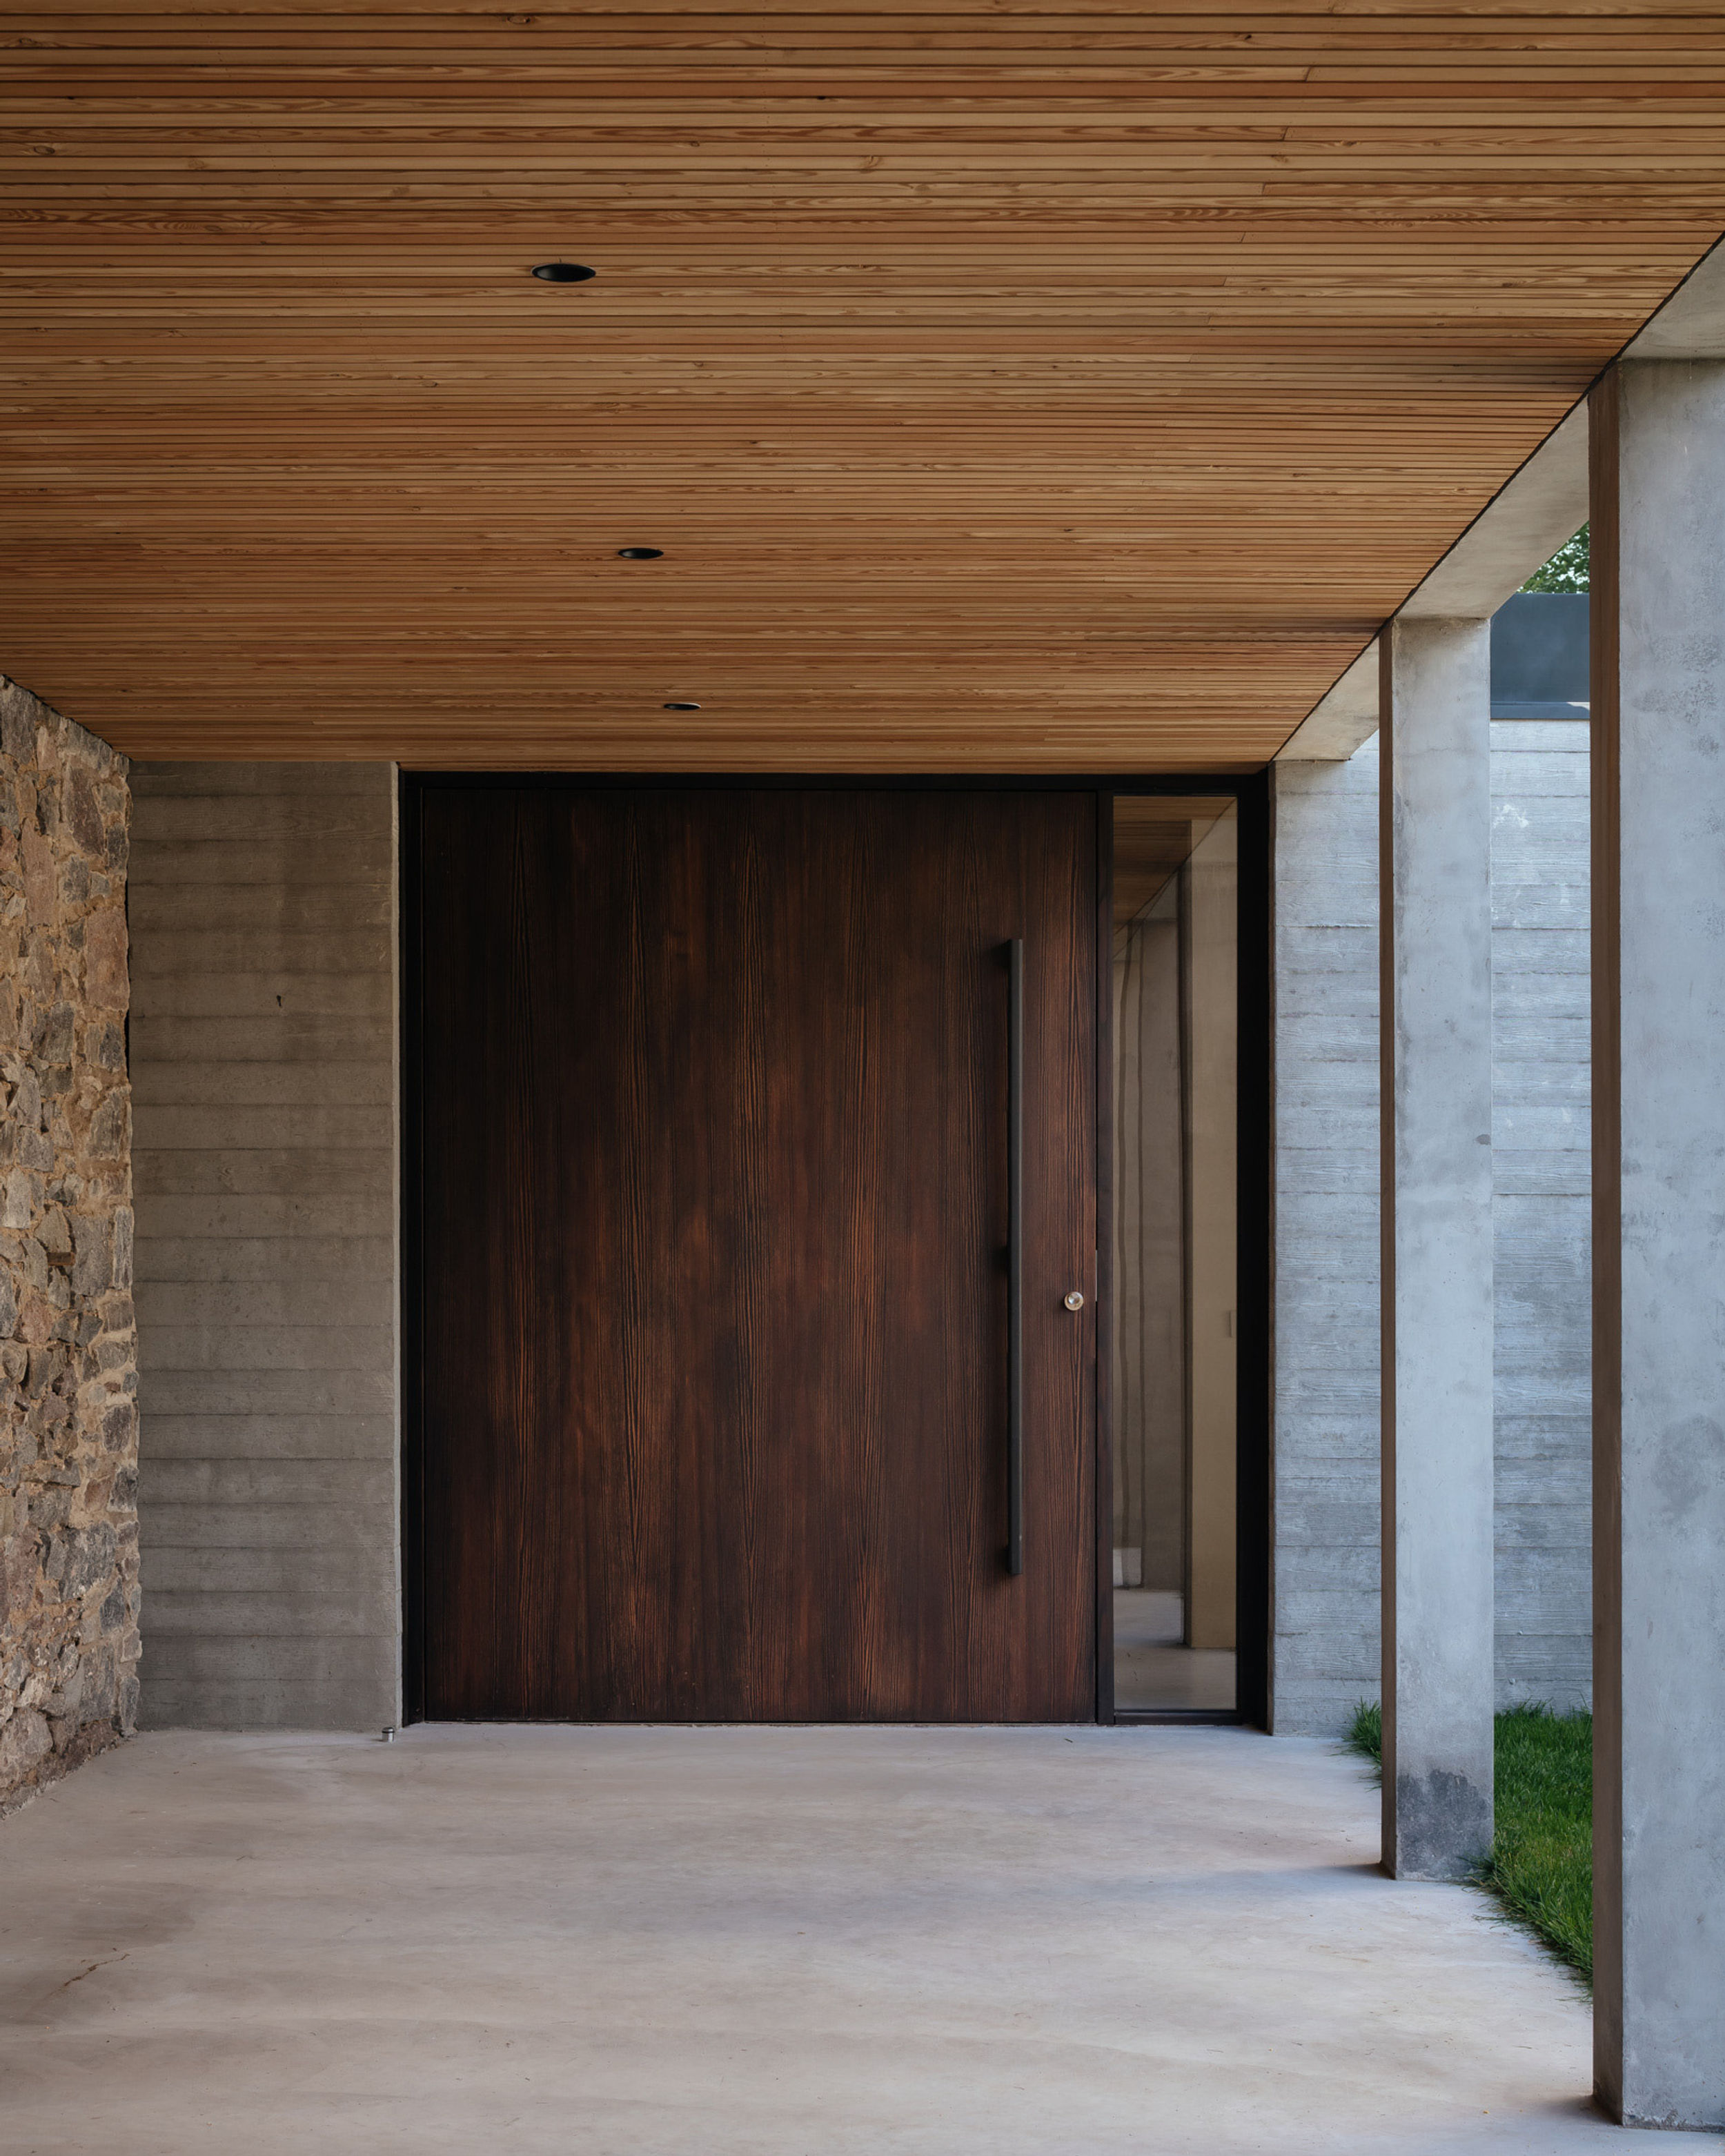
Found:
1345,1700 -> 1593,1986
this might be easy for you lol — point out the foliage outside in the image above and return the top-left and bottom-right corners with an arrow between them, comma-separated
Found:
1521,524 -> 1589,592
1344,1699 -> 1593,1986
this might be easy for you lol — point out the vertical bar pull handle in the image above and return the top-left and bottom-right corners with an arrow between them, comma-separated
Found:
1005,937 -> 1025,1576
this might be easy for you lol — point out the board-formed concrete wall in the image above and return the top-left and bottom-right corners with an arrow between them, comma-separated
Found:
1490,720 -> 1590,1710
1269,745 -> 1383,1734
130,764 -> 399,1730
1271,721 -> 1592,1732
0,678 -> 140,1809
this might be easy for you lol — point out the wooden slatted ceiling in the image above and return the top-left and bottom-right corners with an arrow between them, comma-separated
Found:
2,9 -> 1724,771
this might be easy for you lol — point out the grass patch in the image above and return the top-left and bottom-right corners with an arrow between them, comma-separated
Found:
1485,1704 -> 1593,1984
1345,1699 -> 1382,1777
1343,1698 -> 1592,1986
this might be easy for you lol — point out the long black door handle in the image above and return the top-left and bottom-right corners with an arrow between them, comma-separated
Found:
1005,937 -> 1024,1576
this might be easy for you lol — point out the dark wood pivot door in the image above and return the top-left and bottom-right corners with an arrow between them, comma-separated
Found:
410,787 -> 1097,1721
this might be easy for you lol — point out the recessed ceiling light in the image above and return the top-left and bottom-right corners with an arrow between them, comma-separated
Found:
663,701 -> 702,712
531,261 -> 596,283
618,547 -> 664,560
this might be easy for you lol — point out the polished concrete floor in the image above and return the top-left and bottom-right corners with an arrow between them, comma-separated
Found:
1,1724 -> 1708,2155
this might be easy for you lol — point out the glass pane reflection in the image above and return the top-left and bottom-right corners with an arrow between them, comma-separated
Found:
1112,798 -> 1238,1714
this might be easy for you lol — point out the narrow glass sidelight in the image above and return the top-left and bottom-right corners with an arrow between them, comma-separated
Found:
1111,799 -> 1239,1714
1004,936 -> 1025,1578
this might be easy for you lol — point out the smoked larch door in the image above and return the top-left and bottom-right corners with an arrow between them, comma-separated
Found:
410,787 -> 1096,1721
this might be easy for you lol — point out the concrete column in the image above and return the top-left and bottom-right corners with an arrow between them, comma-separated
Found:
1379,617 -> 1495,1879
1590,360 -> 1725,2131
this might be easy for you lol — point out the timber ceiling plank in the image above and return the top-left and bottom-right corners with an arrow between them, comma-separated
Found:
2,6 -> 1724,769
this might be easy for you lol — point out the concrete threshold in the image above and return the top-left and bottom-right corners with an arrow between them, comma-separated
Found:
0,1724 -> 1704,2155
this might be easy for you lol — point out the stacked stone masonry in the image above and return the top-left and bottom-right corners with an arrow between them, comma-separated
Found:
0,677 -> 138,1810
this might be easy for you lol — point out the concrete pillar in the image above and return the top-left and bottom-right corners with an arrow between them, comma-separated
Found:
1590,359 -> 1725,2131
1379,617 -> 1496,1880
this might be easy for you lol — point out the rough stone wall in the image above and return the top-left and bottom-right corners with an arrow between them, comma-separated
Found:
0,677 -> 137,1810
130,764 -> 399,1730
1270,724 -> 1593,1733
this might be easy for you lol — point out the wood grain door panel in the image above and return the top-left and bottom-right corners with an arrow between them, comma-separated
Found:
413,787 -> 1096,1721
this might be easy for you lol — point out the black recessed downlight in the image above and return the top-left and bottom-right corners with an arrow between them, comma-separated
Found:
664,701 -> 702,711
531,261 -> 596,282
618,546 -> 664,560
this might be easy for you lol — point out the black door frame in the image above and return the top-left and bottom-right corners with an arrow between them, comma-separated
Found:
400,770 -> 1271,1730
